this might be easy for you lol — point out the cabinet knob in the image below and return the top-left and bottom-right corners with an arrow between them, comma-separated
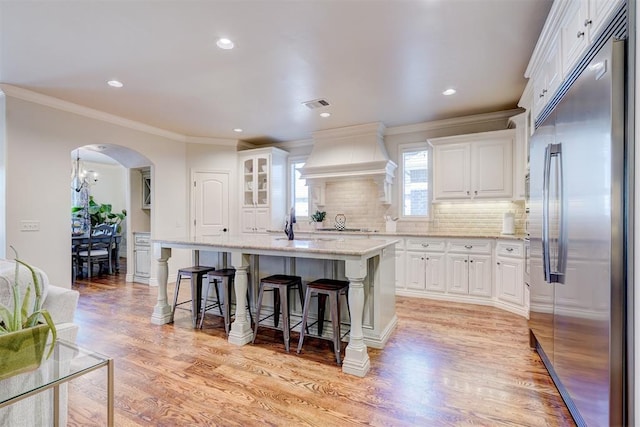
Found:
584,18 -> 592,27
464,245 -> 473,249
497,261 -> 501,265
426,257 -> 430,261
464,259 -> 468,263
223,228 -> 228,232
466,190 -> 470,195
577,30 -> 585,38
470,259 -> 474,263
474,190 -> 478,195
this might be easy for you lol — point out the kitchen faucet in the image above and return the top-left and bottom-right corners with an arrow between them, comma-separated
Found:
284,207 -> 296,240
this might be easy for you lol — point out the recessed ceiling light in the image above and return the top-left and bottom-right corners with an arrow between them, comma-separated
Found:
107,80 -> 123,88
442,88 -> 456,96
319,112 -> 331,118
233,128 -> 243,133
216,38 -> 234,50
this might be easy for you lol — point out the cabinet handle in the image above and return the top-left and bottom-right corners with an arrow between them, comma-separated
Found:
465,245 -> 473,249
577,30 -> 585,38
506,247 -> 514,252
584,19 -> 592,27
421,243 -> 430,247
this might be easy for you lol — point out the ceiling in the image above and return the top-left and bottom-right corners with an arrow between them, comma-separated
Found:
0,0 -> 552,144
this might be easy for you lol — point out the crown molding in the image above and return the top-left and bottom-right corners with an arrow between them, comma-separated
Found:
0,84 -> 186,142
272,138 -> 314,150
185,136 -> 243,148
384,109 -> 522,136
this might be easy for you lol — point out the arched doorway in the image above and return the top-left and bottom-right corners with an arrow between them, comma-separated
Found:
70,144 -> 153,283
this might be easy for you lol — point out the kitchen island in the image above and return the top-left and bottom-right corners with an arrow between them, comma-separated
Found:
152,235 -> 398,377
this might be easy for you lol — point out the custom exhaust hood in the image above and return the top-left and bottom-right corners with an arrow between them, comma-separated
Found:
299,122 -> 397,205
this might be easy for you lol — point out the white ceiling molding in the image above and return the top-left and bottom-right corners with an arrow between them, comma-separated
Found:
0,84 -> 186,142
384,108 -> 523,136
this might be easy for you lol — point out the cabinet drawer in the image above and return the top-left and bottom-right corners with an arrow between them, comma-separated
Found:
405,238 -> 446,252
447,239 -> 491,254
496,241 -> 523,258
134,233 -> 151,246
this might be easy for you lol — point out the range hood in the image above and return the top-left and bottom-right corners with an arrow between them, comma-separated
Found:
299,122 -> 397,205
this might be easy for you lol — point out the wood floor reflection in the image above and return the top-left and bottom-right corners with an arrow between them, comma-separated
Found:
69,263 -> 575,426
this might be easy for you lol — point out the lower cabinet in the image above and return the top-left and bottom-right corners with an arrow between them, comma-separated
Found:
494,240 -> 525,311
133,232 -> 151,284
446,240 -> 492,297
395,236 -> 528,318
241,208 -> 270,233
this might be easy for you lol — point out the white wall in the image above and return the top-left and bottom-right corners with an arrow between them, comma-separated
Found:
3,96 -> 190,287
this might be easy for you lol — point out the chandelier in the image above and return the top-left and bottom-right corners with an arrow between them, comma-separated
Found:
71,149 -> 98,192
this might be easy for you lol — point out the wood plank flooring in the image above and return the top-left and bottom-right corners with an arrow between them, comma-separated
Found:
68,263 -> 575,426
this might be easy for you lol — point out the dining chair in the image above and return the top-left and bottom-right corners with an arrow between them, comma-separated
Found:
76,224 -> 115,278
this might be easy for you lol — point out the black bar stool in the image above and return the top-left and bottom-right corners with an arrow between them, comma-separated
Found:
253,274 -> 304,352
296,278 -> 350,365
199,268 -> 253,334
171,266 -> 216,328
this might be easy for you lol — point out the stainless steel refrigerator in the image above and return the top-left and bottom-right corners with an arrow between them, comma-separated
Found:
528,36 -> 627,426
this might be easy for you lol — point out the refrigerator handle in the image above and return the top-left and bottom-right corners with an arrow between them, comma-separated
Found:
542,144 -> 551,283
542,143 -> 565,284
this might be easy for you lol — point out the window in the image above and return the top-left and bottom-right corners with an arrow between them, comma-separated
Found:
400,145 -> 430,218
289,159 -> 309,217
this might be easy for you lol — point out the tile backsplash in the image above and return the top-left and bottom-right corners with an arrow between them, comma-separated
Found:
306,179 -> 525,234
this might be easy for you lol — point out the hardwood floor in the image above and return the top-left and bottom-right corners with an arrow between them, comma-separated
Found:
69,262 -> 575,426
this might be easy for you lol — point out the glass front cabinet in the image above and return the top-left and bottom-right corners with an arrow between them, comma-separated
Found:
238,147 -> 288,234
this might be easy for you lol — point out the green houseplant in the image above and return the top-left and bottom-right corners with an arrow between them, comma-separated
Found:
72,196 -> 127,233
310,210 -> 326,223
0,247 -> 57,379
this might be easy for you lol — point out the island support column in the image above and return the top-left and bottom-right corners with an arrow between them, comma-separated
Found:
228,251 -> 254,345
342,258 -> 370,377
151,245 -> 173,325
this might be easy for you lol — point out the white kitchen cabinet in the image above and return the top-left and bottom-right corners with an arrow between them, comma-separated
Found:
521,0 -> 624,122
495,240 -> 525,307
404,238 -> 446,293
446,239 -> 492,297
430,129 -> 514,201
508,112 -> 529,200
447,253 -> 492,297
532,32 -> 562,121
133,232 -> 150,284
238,147 -> 288,234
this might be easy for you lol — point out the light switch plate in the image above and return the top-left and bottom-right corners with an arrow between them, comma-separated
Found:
20,220 -> 40,232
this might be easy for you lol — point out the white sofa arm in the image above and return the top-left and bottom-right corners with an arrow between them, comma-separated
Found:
42,285 -> 79,324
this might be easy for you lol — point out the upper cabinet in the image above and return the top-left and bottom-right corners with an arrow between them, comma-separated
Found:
520,0 -> 624,122
238,147 -> 288,234
141,168 -> 151,209
429,129 -> 515,201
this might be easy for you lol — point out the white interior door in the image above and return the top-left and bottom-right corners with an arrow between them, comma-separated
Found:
192,171 -> 229,238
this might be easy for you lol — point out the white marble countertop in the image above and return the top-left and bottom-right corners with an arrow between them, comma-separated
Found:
153,234 -> 398,256
267,229 -> 527,241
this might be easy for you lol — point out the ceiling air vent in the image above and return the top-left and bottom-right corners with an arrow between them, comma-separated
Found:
302,98 -> 330,110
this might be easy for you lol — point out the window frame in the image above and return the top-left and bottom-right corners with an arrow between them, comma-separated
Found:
288,156 -> 310,221
398,142 -> 432,220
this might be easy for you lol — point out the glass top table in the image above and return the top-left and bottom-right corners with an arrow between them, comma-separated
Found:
0,339 -> 114,427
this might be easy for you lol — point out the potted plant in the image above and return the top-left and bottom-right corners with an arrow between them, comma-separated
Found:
310,210 -> 326,230
0,247 -> 57,380
72,196 -> 127,233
